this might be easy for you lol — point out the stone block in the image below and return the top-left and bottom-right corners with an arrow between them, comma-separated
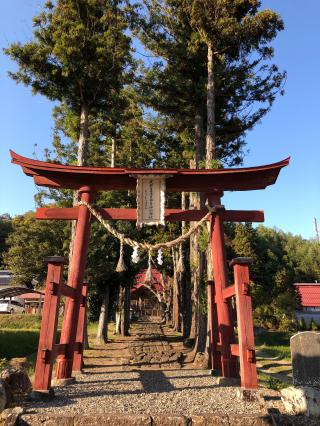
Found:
73,414 -> 151,426
290,331 -> 320,387
1,406 -> 24,426
280,386 -> 320,417
152,415 -> 189,425
228,414 -> 272,425
1,369 -> 32,395
191,414 -> 229,425
19,415 -> 74,426
0,379 -> 12,412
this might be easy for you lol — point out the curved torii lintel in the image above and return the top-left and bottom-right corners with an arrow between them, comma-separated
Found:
10,150 -> 290,193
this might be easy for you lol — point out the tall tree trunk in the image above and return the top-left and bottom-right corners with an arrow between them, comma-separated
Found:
180,192 -> 189,337
205,41 -> 216,364
95,285 -> 110,344
189,106 -> 204,342
172,249 -> 181,332
111,137 -> 116,168
115,284 -> 130,336
206,42 -> 215,167
121,283 -> 130,336
84,310 -> 89,349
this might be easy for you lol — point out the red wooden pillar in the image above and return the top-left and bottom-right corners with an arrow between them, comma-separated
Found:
207,279 -> 220,372
72,281 -> 88,372
33,256 -> 66,392
208,192 -> 238,378
230,257 -> 257,389
56,188 -> 94,379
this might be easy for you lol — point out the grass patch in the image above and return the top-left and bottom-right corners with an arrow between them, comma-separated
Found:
0,329 -> 40,359
0,314 -> 42,330
258,370 -> 288,391
255,330 -> 292,360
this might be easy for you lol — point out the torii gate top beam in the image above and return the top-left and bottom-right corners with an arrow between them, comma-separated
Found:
10,151 -> 289,193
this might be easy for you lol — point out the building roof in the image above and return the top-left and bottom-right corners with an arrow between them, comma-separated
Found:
294,283 -> 320,307
131,268 -> 166,297
10,150 -> 290,193
20,291 -> 45,300
0,287 -> 43,299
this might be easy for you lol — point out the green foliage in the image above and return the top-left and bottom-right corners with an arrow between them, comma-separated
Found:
298,317 -> 307,331
139,0 -> 285,165
0,358 -> 7,371
4,0 -> 133,111
310,318 -> 319,331
0,214 -> 13,268
4,212 -> 70,286
267,375 -> 287,391
198,227 -> 209,253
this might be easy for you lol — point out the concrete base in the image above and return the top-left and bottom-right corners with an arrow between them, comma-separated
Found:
52,377 -> 76,387
30,388 -> 55,401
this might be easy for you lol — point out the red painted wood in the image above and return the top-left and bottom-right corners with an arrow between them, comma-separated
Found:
56,190 -> 93,379
33,257 -> 66,391
59,283 -> 77,299
207,280 -> 221,371
222,285 -> 235,300
232,259 -> 258,389
11,150 -> 290,193
72,282 -> 88,372
36,207 -> 264,223
209,202 -> 238,378
230,344 -> 240,357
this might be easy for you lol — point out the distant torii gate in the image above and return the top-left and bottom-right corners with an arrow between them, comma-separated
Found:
11,151 -> 289,393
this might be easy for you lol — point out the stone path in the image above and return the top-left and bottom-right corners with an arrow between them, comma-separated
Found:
128,323 -> 183,369
19,321 -> 293,421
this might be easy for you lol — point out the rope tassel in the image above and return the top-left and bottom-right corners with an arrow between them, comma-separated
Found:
144,251 -> 153,284
116,239 -> 127,273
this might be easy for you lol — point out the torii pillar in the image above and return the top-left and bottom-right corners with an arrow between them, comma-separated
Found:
56,187 -> 94,379
208,191 -> 238,377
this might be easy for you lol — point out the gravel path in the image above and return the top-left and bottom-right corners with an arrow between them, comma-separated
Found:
23,322 -> 285,417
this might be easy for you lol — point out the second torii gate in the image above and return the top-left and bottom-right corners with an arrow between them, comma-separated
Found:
10,150 -> 289,392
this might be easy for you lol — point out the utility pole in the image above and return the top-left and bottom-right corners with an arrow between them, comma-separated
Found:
314,217 -> 319,243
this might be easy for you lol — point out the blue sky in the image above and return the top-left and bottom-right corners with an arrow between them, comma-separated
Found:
0,1 -> 319,239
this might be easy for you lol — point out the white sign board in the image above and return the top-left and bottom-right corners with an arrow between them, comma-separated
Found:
136,175 -> 166,227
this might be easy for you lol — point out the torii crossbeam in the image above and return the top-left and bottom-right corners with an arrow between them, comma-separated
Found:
11,151 -> 289,392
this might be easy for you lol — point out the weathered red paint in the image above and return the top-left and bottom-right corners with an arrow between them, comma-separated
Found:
11,150 -> 290,193
10,150 -> 289,389
208,193 -> 238,378
33,257 -> 66,391
207,279 -> 221,371
72,282 -> 88,372
56,189 -> 94,379
36,207 -> 265,223
230,258 -> 258,389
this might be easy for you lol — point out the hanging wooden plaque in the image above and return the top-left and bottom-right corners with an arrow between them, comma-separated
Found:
135,175 -> 166,228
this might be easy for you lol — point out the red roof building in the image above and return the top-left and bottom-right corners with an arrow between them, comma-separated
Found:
294,283 -> 320,326
131,269 -> 168,320
294,283 -> 320,308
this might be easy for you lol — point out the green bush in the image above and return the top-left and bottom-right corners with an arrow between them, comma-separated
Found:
298,317 -> 307,331
310,318 -> 319,331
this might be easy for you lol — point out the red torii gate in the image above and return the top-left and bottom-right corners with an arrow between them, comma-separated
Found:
11,150 -> 289,394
